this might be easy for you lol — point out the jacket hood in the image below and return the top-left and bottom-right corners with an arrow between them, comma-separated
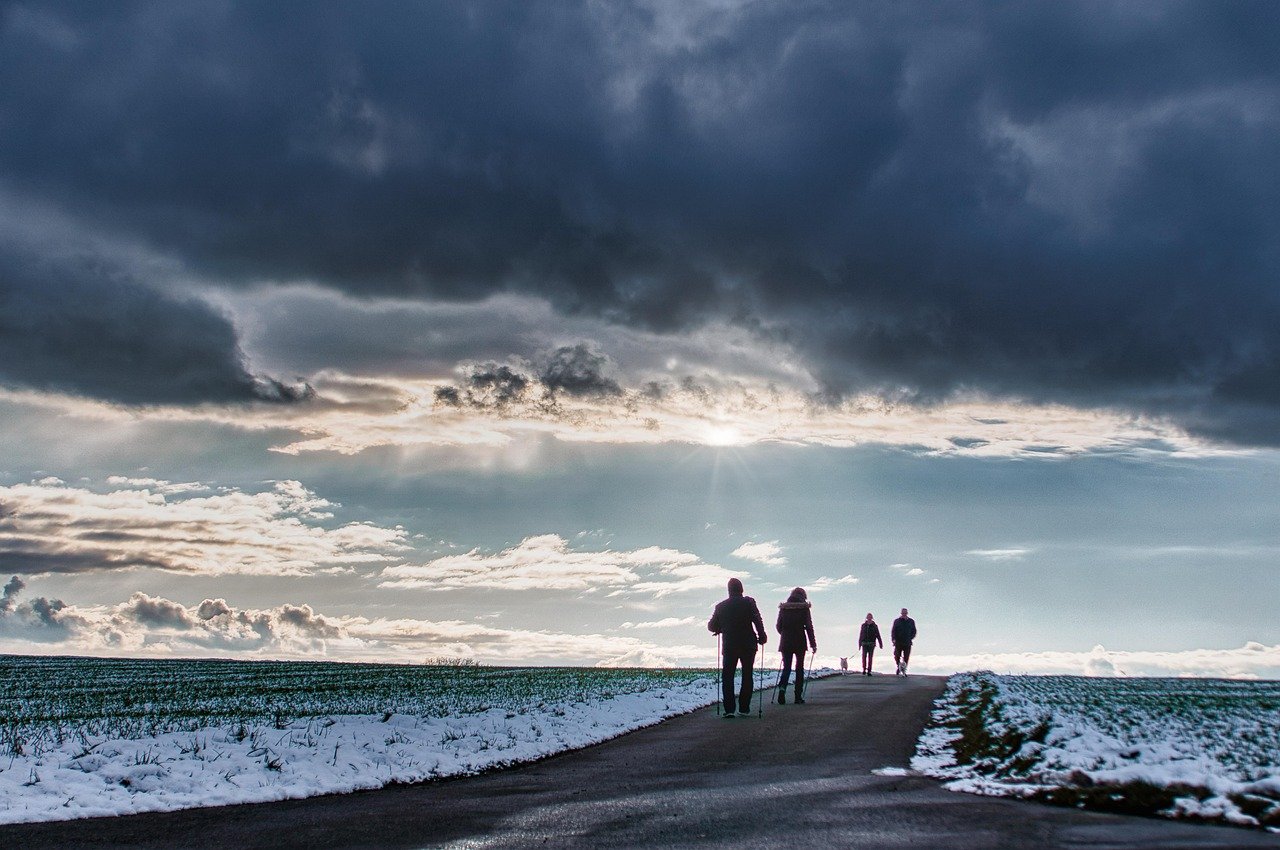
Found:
778,601 -> 811,610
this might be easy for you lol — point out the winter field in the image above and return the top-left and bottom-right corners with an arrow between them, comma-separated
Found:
913,671 -> 1280,831
0,654 -> 721,824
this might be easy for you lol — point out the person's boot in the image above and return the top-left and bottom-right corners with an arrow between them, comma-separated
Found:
794,685 -> 805,704
777,686 -> 786,704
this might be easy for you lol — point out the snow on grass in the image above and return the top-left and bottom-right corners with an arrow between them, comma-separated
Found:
912,671 -> 1280,830
0,655 -> 720,824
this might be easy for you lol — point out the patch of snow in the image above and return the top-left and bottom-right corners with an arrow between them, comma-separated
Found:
0,683 -> 712,824
912,672 -> 1280,830
871,766 -> 910,777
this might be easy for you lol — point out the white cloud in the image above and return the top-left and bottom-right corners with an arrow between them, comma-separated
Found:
0,580 -> 707,667
909,642 -> 1280,680
380,534 -> 733,597
891,563 -> 927,578
619,616 -> 700,629
809,574 -> 859,591
965,548 -> 1032,561
730,540 -> 787,566
626,560 -> 742,597
0,478 -> 408,576
105,476 -> 211,495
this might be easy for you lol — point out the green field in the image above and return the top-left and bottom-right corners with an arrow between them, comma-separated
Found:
0,654 -> 711,756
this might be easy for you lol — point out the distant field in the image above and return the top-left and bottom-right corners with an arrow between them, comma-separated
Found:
0,654 -> 716,823
913,672 -> 1280,830
0,655 -> 710,752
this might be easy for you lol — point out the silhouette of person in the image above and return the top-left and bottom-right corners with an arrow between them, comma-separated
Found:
708,577 -> 767,717
775,587 -> 817,704
891,607 -> 917,676
858,612 -> 882,675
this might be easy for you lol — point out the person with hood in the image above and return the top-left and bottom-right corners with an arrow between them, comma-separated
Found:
858,612 -> 882,675
891,607 -> 918,676
775,587 -> 817,704
708,577 -> 768,717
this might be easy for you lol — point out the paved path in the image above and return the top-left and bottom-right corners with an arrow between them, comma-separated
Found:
2,674 -> 1275,848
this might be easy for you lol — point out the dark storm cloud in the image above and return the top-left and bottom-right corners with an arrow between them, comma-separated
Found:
434,342 -> 620,408
537,344 -> 622,398
0,247 -> 312,404
5,2 -> 1280,440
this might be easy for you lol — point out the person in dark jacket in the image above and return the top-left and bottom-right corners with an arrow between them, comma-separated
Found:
775,587 -> 817,704
858,612 -> 882,675
891,608 -> 917,676
708,577 -> 768,717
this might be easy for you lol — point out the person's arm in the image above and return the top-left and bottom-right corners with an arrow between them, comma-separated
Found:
804,609 -> 816,652
751,600 -> 767,644
876,624 -> 883,649
708,603 -> 721,634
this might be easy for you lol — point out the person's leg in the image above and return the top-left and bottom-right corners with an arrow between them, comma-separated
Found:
739,646 -> 756,714
722,647 -> 738,714
866,645 -> 875,674
893,643 -> 904,674
860,645 -> 870,673
779,651 -> 793,689
902,642 -> 912,673
795,650 -> 806,701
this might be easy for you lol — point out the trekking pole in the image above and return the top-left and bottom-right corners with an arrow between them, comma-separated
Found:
715,634 -> 721,716
756,657 -> 764,718
801,651 -> 815,700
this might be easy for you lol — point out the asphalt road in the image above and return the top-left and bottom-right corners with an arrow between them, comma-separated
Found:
2,673 -> 1275,849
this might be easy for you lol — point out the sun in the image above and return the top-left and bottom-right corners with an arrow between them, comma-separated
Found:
703,424 -> 745,447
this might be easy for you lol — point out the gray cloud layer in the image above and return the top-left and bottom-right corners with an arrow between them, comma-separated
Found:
4,2 -> 1280,439
0,246 -> 310,404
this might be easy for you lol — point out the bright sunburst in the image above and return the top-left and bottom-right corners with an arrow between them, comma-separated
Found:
702,424 -> 746,447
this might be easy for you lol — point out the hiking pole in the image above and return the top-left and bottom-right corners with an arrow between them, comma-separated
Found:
715,633 -> 721,716
801,651 -> 815,701
756,657 -> 764,718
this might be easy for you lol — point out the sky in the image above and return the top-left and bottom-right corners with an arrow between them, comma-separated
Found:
1,0 -> 1278,676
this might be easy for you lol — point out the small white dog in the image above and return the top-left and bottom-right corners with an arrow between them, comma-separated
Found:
839,656 -> 848,674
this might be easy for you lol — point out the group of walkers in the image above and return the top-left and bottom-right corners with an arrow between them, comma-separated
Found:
854,608 -> 917,676
707,578 -> 917,718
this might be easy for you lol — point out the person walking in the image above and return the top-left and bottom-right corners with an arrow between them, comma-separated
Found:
775,587 -> 817,704
858,612 -> 882,675
708,577 -> 768,717
891,607 -> 917,676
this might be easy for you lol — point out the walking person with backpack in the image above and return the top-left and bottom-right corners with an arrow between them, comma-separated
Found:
708,577 -> 768,717
891,607 -> 917,676
775,587 -> 817,704
858,612 -> 882,675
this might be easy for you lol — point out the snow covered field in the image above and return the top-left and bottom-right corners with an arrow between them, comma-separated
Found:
0,655 -> 720,824
913,671 -> 1280,831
